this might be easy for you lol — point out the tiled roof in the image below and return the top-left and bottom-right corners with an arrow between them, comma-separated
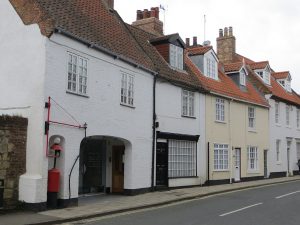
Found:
249,61 -> 269,70
235,54 -> 300,106
127,25 -> 205,91
10,0 -> 154,72
224,62 -> 243,73
187,46 -> 212,56
272,71 -> 290,80
186,47 -> 269,107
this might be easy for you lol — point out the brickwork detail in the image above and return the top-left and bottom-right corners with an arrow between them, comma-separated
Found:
0,116 -> 27,209
216,27 -> 236,64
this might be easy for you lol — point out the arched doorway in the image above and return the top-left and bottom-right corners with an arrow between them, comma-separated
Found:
78,136 -> 129,195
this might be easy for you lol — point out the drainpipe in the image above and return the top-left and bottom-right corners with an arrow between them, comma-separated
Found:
229,99 -> 233,184
151,74 -> 157,191
207,142 -> 210,185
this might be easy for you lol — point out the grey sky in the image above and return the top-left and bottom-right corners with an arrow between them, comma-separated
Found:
115,0 -> 300,93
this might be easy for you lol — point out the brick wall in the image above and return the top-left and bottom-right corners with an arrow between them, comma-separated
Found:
0,115 -> 27,209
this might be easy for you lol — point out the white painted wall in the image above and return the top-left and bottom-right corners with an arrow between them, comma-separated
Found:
45,34 -> 154,199
268,98 -> 300,176
0,1 -> 48,203
156,80 -> 206,187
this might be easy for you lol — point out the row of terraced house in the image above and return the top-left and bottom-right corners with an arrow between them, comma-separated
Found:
0,0 -> 300,210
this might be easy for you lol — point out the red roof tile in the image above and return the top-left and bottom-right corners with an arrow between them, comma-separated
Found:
272,71 -> 290,80
249,61 -> 269,70
187,46 -> 212,56
224,62 -> 243,73
10,0 -> 154,71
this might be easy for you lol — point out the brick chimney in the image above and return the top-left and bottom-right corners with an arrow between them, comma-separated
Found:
217,26 -> 236,64
103,0 -> 114,9
132,7 -> 163,36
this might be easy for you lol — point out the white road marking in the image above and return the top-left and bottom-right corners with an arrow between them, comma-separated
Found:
219,203 -> 263,217
275,190 -> 300,199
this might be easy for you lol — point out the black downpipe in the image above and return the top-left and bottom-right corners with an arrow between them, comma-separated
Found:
207,142 -> 210,185
68,124 -> 87,200
151,75 -> 157,191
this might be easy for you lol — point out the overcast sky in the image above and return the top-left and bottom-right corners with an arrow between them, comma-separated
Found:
115,0 -> 300,93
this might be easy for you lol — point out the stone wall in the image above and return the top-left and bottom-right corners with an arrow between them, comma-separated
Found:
0,115 -> 27,209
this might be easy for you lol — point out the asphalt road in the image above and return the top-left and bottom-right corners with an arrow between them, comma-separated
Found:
67,180 -> 300,225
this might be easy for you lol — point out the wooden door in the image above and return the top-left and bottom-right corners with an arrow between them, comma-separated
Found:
112,146 -> 124,193
156,142 -> 168,186
234,148 -> 241,182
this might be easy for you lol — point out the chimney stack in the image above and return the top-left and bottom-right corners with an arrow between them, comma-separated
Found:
186,38 -> 190,47
193,36 -> 198,46
216,26 -> 236,64
103,0 -> 114,9
132,6 -> 163,36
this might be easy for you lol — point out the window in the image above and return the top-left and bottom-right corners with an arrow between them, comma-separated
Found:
286,80 -> 291,92
286,105 -> 290,126
247,146 -> 258,171
121,73 -> 134,106
206,58 -> 217,80
216,98 -> 225,122
275,101 -> 280,124
264,71 -> 270,85
68,53 -> 88,95
170,44 -> 183,70
214,144 -> 229,170
182,90 -> 195,117
276,140 -> 281,162
168,140 -> 197,177
240,69 -> 246,86
257,71 -> 263,78
297,109 -> 300,129
279,80 -> 285,87
248,106 -> 255,129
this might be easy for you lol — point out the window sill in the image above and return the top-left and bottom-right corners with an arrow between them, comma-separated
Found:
276,161 -> 282,165
215,120 -> 226,124
120,103 -> 135,109
248,129 -> 257,133
169,176 -> 198,179
66,91 -> 89,98
213,169 -> 229,172
286,126 -> 291,129
275,123 -> 281,127
182,115 -> 196,119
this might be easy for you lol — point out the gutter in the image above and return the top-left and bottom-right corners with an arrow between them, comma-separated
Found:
209,91 -> 269,108
54,27 -> 157,76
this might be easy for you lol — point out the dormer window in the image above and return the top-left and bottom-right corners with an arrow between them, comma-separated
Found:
170,44 -> 183,70
276,74 -> 292,93
255,69 -> 270,85
207,58 -> 217,79
240,69 -> 246,86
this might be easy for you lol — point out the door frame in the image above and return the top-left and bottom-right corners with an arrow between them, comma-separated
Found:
263,149 -> 268,178
112,145 -> 125,193
234,148 -> 241,182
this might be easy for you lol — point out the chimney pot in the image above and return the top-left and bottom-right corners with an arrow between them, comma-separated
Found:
150,8 -> 156,18
143,9 -> 149,19
224,27 -> 228,37
193,36 -> 198,46
155,7 -> 160,19
103,0 -> 114,9
186,38 -> 190,47
219,29 -> 223,37
229,26 -> 233,36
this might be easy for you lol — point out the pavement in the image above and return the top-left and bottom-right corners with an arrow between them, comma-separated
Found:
1,176 -> 300,225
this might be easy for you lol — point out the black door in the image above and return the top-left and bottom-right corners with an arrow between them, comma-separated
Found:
156,142 -> 168,186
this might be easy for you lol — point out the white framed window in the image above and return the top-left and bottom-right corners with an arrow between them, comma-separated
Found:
286,80 -> 292,92
214,144 -> 229,170
276,139 -> 281,162
216,98 -> 225,122
121,72 -> 134,106
240,69 -> 246,86
182,90 -> 195,117
264,71 -> 270,85
275,101 -> 280,124
68,53 -> 88,95
248,106 -> 255,129
286,104 -> 290,126
247,146 -> 258,171
206,58 -> 217,80
297,108 -> 300,129
168,140 -> 197,177
170,44 -> 183,70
